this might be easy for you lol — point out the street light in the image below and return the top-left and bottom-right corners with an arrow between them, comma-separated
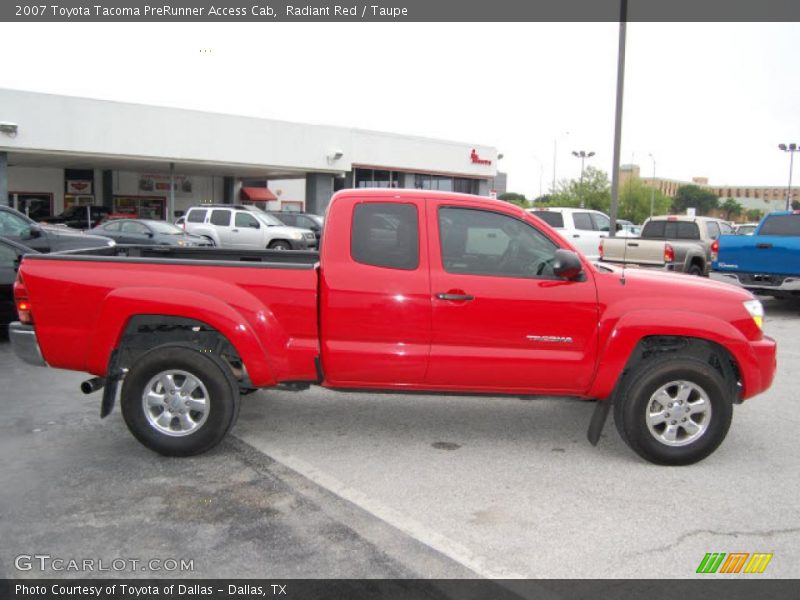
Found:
572,150 -> 595,208
552,131 -> 570,194
779,143 -> 798,211
648,153 -> 657,217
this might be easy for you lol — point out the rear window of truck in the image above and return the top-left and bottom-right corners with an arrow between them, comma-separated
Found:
351,203 -> 419,270
642,220 -> 700,240
531,211 -> 564,228
759,215 -> 800,236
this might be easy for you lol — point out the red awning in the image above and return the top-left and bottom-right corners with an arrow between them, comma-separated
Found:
241,187 -> 278,202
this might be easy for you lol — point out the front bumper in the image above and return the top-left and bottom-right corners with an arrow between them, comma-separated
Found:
288,237 -> 317,250
8,322 -> 47,367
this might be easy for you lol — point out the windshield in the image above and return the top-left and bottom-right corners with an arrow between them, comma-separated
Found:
254,212 -> 284,226
148,221 -> 184,234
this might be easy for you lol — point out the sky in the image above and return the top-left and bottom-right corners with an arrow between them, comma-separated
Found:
1,21 -> 798,198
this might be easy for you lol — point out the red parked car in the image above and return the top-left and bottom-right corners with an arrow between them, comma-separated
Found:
9,189 -> 776,465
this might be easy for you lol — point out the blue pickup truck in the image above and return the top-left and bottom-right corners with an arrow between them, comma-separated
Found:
712,210 -> 800,297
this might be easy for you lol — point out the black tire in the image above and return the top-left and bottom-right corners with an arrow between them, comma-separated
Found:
687,263 -> 704,276
121,345 -> 240,457
613,355 -> 733,465
268,240 -> 291,250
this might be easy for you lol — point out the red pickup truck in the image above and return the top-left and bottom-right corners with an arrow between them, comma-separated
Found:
9,189 -> 776,465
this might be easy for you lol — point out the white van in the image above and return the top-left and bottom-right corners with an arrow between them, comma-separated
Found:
183,205 -> 317,250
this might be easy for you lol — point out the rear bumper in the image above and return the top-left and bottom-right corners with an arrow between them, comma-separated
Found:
8,322 -> 47,367
711,271 -> 800,293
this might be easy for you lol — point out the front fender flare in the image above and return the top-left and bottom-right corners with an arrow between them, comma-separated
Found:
588,309 -> 753,400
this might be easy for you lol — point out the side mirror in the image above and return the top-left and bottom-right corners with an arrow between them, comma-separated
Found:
552,249 -> 584,281
25,225 -> 43,240
250,222 -> 260,229
616,223 -> 623,231
146,232 -> 154,238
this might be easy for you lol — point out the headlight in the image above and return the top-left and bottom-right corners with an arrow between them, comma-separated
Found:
743,299 -> 764,330
176,239 -> 189,247
290,232 -> 303,241
106,239 -> 116,247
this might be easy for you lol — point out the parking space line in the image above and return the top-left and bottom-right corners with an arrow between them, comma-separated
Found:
232,434 -> 528,580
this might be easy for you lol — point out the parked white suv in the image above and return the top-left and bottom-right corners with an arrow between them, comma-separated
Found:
526,207 -> 634,261
183,205 -> 317,250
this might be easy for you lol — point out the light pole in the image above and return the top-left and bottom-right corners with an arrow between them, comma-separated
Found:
648,153 -> 656,217
779,143 -> 798,211
572,150 -> 595,208
532,155 -> 544,201
552,131 -> 570,194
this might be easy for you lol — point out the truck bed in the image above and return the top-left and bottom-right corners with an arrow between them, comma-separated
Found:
17,245 -> 321,384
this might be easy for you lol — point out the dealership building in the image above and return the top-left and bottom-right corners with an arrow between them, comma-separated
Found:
0,89 -> 499,222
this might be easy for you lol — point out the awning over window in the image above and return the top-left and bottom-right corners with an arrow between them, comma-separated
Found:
241,187 -> 278,202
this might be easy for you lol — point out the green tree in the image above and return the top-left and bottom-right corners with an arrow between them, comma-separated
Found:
721,197 -> 743,221
671,185 -> 719,216
792,200 -> 800,211
497,192 -> 529,208
551,166 -> 611,212
618,178 -> 671,224
746,208 -> 762,221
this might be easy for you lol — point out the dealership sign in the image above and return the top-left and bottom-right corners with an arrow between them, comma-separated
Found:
470,149 -> 492,165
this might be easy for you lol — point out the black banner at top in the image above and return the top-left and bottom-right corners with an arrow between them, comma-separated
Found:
3,0 -> 800,22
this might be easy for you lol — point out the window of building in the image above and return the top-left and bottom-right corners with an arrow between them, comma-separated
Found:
210,209 -> 232,226
351,203 -> 419,270
438,207 -> 559,278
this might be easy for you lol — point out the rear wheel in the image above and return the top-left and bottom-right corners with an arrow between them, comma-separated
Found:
613,356 -> 732,465
687,263 -> 704,276
268,240 -> 291,250
121,346 -> 240,456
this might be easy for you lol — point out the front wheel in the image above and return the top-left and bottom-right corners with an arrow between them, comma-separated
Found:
268,240 -> 291,250
121,346 -> 240,456
614,356 -> 733,465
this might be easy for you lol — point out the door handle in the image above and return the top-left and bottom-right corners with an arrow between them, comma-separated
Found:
436,293 -> 474,302
756,243 -> 773,249
232,229 -> 239,233
572,234 -> 581,238
627,242 -> 639,247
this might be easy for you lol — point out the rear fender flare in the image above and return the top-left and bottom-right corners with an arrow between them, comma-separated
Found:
86,287 -> 281,386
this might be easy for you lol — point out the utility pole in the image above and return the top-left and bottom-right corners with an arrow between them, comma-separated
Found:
608,0 -> 628,238
648,153 -> 656,217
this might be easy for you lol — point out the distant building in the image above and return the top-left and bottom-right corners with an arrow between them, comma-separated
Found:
619,164 -> 797,214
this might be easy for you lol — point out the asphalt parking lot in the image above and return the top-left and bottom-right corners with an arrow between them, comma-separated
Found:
1,297 -> 798,580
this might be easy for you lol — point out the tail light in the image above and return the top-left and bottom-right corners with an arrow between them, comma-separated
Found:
664,243 -> 675,264
13,274 -> 33,324
711,239 -> 720,262
599,239 -> 604,259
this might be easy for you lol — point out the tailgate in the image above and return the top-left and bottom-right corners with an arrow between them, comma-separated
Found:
601,238 -> 666,266
716,233 -> 800,275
